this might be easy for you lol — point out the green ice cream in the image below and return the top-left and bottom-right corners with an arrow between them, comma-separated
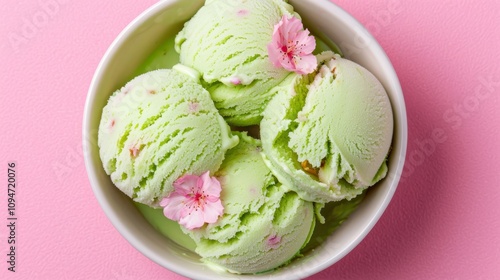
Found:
204,36 -> 338,126
97,0 -> 392,274
135,202 -> 197,252
207,76 -> 289,126
175,0 -> 295,85
98,68 -> 239,207
175,0 -> 298,125
183,133 -> 315,274
261,52 -> 394,203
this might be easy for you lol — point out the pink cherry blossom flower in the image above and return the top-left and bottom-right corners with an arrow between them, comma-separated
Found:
160,171 -> 223,230
267,16 -> 317,74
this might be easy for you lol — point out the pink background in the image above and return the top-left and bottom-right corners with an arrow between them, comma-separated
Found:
1,0 -> 499,279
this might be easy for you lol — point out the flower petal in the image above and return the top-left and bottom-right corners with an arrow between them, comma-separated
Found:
284,16 -> 303,37
281,55 -> 297,72
267,233 -> 282,249
160,171 -> 225,230
173,174 -> 199,196
203,199 -> 224,224
272,16 -> 285,42
179,208 -> 205,230
200,171 -> 222,198
161,195 -> 186,221
294,54 -> 317,75
267,42 -> 283,68
267,15 -> 317,74
295,29 -> 316,54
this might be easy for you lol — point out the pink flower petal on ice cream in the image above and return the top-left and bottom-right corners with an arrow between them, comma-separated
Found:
237,9 -> 249,17
267,233 -> 281,249
202,199 -> 224,224
161,194 -> 186,222
172,174 -> 199,196
160,172 -> 224,230
200,171 -> 223,198
230,77 -> 242,85
179,207 -> 205,229
267,16 -> 317,74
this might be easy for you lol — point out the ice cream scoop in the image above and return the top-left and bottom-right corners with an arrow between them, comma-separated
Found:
98,67 -> 239,207
175,0 -> 301,125
183,132 -> 315,274
175,0 -> 296,85
207,76 -> 288,126
260,52 -> 394,203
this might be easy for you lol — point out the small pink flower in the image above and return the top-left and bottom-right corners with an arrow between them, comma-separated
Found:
267,16 -> 317,74
160,171 -> 224,230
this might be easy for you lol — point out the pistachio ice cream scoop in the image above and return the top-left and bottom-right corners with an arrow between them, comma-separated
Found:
175,0 -> 298,125
98,67 -> 238,207
183,133 -> 315,274
260,52 -> 394,203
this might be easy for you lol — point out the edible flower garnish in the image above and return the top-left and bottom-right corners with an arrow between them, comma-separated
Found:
267,15 -> 317,74
160,171 -> 223,230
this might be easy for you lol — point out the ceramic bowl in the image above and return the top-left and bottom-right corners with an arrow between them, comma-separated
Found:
83,0 -> 407,278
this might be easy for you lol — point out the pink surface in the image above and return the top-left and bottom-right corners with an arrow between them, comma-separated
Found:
1,0 -> 499,279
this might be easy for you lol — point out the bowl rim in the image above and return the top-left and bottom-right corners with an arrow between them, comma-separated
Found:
83,0 -> 408,278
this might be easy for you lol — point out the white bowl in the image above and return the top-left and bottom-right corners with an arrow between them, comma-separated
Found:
83,0 -> 407,279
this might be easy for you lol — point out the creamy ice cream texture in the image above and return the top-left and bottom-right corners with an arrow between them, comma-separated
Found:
175,0 -> 295,85
183,133 -> 315,274
261,52 -> 394,203
98,68 -> 238,207
97,0 -> 395,274
175,0 -> 298,125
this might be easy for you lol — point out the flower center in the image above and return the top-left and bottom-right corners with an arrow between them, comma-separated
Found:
194,192 -> 203,201
188,189 -> 207,211
281,40 -> 305,66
